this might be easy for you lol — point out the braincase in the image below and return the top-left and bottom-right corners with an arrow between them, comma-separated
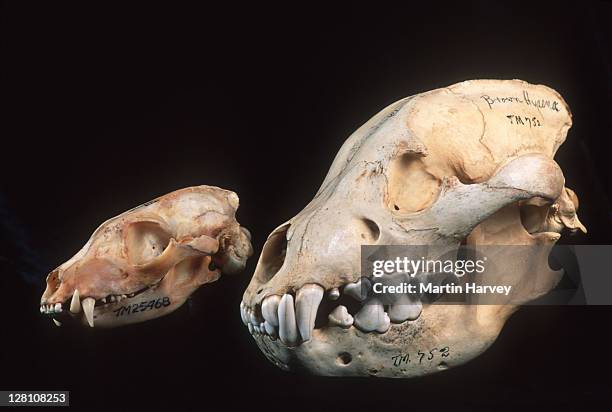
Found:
405,79 -> 572,182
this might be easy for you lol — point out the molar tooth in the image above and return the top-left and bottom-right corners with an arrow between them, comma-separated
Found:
70,290 -> 81,314
344,278 -> 371,301
328,288 -> 340,300
54,303 -> 62,313
296,284 -> 324,342
261,295 -> 280,327
328,305 -> 353,328
82,297 -> 95,328
388,295 -> 423,323
353,298 -> 389,333
278,294 -> 299,346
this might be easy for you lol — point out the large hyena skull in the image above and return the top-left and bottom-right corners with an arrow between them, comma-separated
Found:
41,185 -> 252,328
242,79 -> 586,377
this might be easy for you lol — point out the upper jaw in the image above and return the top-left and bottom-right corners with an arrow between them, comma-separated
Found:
241,277 -> 424,348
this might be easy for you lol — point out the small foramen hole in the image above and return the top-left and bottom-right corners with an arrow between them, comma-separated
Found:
337,352 -> 352,366
394,204 -> 400,211
437,362 -> 449,370
361,218 -> 380,242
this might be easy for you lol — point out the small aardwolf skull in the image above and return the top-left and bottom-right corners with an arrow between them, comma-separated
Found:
41,185 -> 253,328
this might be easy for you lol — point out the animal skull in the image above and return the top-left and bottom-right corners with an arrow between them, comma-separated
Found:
241,79 -> 586,377
41,185 -> 253,328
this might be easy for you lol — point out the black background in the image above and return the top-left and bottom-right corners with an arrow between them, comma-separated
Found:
2,2 -> 612,411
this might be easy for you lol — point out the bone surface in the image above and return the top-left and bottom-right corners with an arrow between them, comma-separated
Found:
241,79 -> 586,377
40,185 -> 253,328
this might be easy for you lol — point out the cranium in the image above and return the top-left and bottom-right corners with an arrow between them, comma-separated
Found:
242,79 -> 586,377
40,185 -> 253,328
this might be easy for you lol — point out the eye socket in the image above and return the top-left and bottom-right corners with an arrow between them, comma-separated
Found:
125,221 -> 172,266
387,153 -> 441,213
254,224 -> 289,283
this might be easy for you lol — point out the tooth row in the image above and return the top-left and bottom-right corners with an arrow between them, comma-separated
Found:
242,278 -> 424,346
39,302 -> 63,314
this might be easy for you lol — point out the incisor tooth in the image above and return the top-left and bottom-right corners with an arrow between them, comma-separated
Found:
296,284 -> 323,342
70,290 -> 81,314
354,298 -> 389,333
52,319 -> 62,327
328,305 -> 353,328
82,297 -> 95,327
263,321 -> 277,336
278,294 -> 299,346
261,295 -> 280,327
239,302 -> 249,326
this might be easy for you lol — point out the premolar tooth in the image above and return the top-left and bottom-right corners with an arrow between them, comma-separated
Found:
54,303 -> 62,312
278,294 -> 299,346
82,297 -> 95,327
328,305 -> 353,328
344,278 -> 371,301
328,288 -> 340,300
296,284 -> 324,342
354,298 -> 389,333
261,295 -> 280,327
388,295 -> 422,323
70,290 -> 81,314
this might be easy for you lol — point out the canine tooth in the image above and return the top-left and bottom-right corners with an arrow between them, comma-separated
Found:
261,295 -> 280,327
263,321 -> 277,336
70,290 -> 81,314
296,284 -> 324,342
328,288 -> 340,300
354,298 -> 388,333
278,294 -> 299,346
388,295 -> 422,323
344,278 -> 371,301
54,303 -> 62,312
52,319 -> 62,327
82,297 -> 95,327
328,305 -> 354,328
